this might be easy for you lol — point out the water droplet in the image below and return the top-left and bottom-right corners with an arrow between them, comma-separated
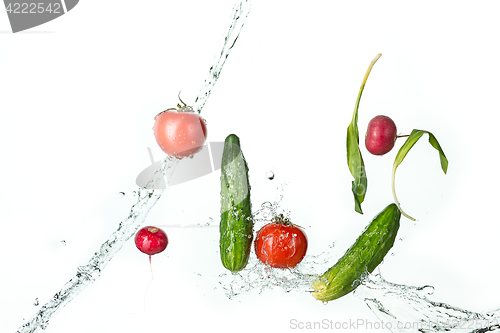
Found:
266,171 -> 275,180
118,192 -> 125,197
33,298 -> 39,306
261,201 -> 273,209
417,285 -> 435,295
60,240 -> 66,246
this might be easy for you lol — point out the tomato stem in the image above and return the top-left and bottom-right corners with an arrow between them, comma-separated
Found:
271,213 -> 304,228
158,91 -> 194,116
272,214 -> 288,224
178,91 -> 187,107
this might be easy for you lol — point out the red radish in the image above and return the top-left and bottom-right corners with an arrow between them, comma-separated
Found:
365,115 -> 398,155
135,226 -> 168,256
135,226 -> 168,309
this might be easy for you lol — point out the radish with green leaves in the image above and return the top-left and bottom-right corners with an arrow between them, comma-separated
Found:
347,53 -> 449,219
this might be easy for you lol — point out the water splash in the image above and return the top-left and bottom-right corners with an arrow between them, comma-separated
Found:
217,246 -> 337,299
218,198 -> 334,299
217,237 -> 335,299
16,158 -> 177,333
219,255 -> 500,333
251,181 -> 290,223
193,0 -> 251,114
355,273 -> 500,333
218,257 -> 316,299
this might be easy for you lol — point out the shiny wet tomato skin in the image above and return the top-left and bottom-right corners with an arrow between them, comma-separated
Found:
154,110 -> 207,158
254,222 -> 307,268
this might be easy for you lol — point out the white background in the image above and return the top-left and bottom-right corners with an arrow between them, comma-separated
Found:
1,1 -> 500,332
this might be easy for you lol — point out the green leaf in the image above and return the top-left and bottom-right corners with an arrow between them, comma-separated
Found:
347,53 -> 382,214
347,132 -> 367,214
392,129 -> 449,220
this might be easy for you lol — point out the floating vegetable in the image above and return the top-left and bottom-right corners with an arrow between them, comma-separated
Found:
254,214 -> 308,269
312,203 -> 400,302
219,134 -> 254,272
347,53 -> 382,214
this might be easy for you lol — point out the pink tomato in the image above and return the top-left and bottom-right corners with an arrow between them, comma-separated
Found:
153,96 -> 207,158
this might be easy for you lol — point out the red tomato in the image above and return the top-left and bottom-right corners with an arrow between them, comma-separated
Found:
135,226 -> 168,256
254,215 -> 308,268
153,98 -> 207,158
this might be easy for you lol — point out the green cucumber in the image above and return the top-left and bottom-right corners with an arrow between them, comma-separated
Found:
219,134 -> 253,273
312,203 -> 401,302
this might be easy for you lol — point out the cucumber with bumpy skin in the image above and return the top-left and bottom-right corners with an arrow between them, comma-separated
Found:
219,134 -> 253,273
312,203 -> 400,302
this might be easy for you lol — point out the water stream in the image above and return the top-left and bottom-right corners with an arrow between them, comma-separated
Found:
355,273 -> 500,332
15,1 -> 251,332
193,0 -> 251,114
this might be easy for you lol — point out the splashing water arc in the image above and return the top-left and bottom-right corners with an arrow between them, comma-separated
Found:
15,1 -> 251,332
